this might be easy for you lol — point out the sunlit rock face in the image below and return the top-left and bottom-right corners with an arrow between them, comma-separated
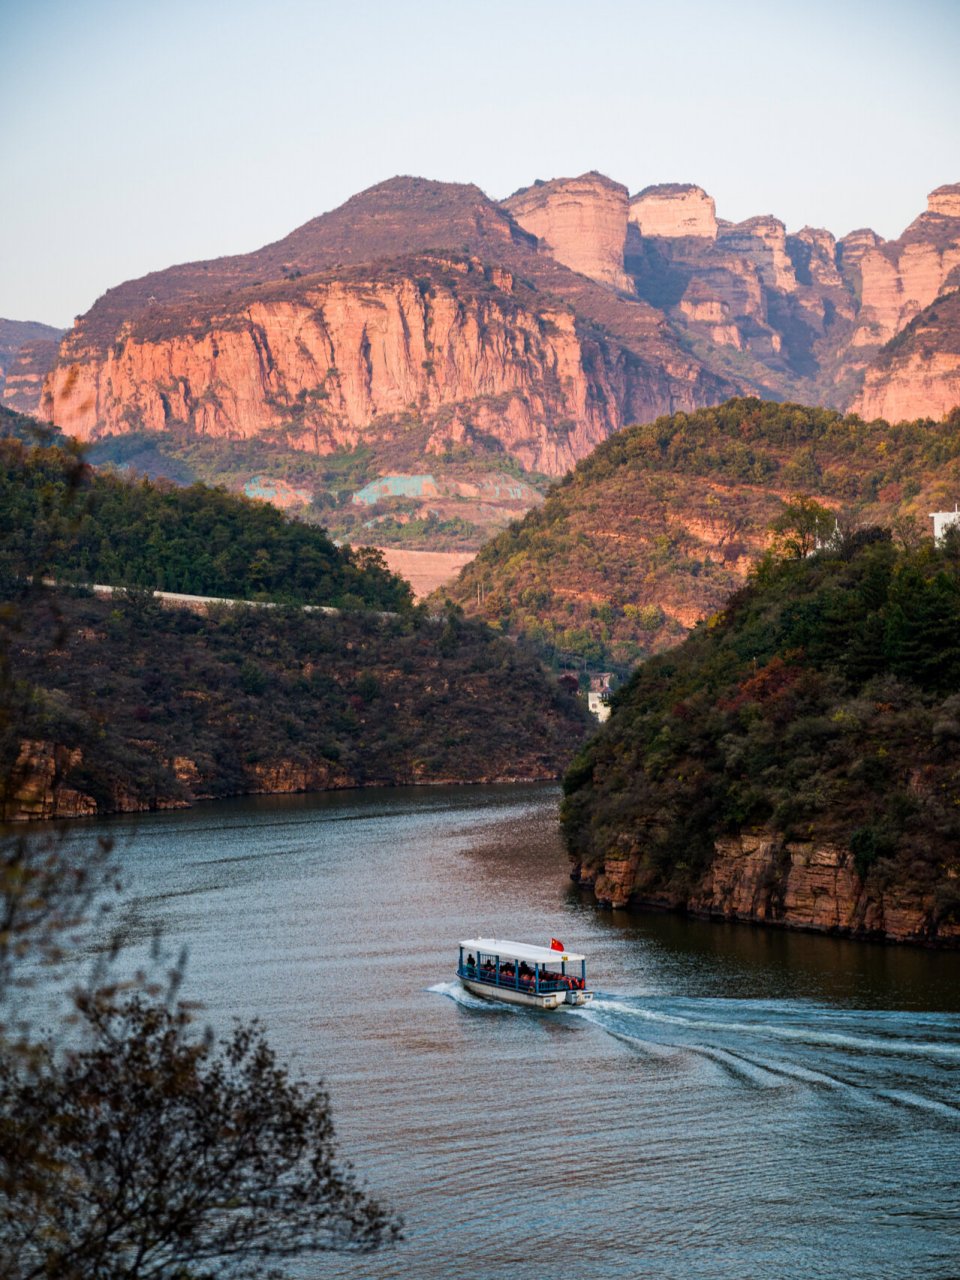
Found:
41,175 -> 732,482
44,257 -> 720,478
628,184 -> 718,239
928,183 -> 960,218
852,288 -> 960,423
502,172 -> 632,290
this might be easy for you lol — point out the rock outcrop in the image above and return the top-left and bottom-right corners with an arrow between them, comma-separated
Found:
927,183 -> 960,219
43,255 -> 721,477
629,184 -> 717,239
503,172 -> 632,290
852,288 -> 960,422
37,174 -> 960,486
624,181 -> 960,414
0,318 -> 64,414
575,834 -> 960,946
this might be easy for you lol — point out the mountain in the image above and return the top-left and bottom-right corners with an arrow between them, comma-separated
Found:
35,175 -> 960,549
0,318 -> 64,414
42,177 -> 730,474
560,529 -> 960,946
443,398 -> 960,668
624,181 -> 960,411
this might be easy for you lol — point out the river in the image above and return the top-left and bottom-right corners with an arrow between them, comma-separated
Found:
53,783 -> 960,1279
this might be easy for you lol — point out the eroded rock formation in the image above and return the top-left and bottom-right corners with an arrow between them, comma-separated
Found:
38,175 -> 960,480
44,256 -> 719,476
629,183 -> 718,239
503,172 -> 632,290
853,289 -> 960,422
574,834 -> 960,946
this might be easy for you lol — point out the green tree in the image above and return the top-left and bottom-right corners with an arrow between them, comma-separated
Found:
769,495 -> 837,560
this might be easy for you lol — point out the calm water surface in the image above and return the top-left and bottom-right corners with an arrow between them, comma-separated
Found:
60,784 -> 960,1279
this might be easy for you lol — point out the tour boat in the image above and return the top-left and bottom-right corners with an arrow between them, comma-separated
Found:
457,937 -> 593,1010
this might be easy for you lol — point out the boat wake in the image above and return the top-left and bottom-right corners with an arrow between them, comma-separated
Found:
427,980 -> 517,1012
575,994 -> 960,1123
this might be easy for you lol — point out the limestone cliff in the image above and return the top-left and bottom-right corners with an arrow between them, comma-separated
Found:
503,172 -> 632,290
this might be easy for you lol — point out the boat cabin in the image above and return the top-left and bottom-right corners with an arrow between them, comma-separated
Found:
457,937 -> 592,1010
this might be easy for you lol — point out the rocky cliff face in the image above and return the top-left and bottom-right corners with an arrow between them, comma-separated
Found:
43,177 -> 732,477
574,834 -> 960,946
503,172 -> 632,290
44,255 -> 720,477
629,184 -> 717,239
621,182 -> 960,417
846,189 -> 960,355
39,175 -> 960,493
852,288 -> 960,422
0,318 -> 64,414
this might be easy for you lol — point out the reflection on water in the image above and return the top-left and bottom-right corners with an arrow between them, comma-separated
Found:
52,784 -> 960,1279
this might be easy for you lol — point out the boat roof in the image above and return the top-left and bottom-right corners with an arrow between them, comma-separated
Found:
459,937 -> 586,964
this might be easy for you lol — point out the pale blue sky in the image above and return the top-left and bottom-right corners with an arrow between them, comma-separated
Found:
2,0 -> 958,326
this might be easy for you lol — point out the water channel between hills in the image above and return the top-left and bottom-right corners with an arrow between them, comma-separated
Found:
54,783 -> 960,1280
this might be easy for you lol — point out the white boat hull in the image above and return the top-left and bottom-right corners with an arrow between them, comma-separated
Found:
461,978 -> 593,1011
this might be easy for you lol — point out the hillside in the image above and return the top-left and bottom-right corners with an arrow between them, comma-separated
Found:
444,398 -> 960,669
560,531 -> 960,946
0,418 -> 410,611
4,585 -> 590,820
0,419 -> 589,817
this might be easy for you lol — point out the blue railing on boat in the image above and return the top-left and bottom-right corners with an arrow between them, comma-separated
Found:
457,945 -> 587,995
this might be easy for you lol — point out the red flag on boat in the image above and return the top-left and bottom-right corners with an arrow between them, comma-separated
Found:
550,938 -> 565,951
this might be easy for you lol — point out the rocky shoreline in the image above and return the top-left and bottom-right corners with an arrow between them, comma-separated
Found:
571,833 -> 960,948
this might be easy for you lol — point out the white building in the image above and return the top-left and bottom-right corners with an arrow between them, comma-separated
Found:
930,507 -> 960,543
587,672 -> 614,722
587,690 -> 611,723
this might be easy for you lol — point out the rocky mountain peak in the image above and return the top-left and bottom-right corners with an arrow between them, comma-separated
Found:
501,172 -> 631,290
629,183 -> 717,239
928,183 -> 960,219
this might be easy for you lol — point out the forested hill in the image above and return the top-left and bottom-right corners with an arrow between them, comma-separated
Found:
561,529 -> 960,946
0,408 -> 410,611
445,398 -> 960,669
5,586 -> 590,819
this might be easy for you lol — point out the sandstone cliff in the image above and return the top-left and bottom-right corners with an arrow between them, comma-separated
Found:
629,184 -> 718,239
573,834 -> 960,947
622,182 -> 960,418
853,289 -> 960,422
0,318 -> 64,414
39,174 -> 960,495
502,172 -> 632,290
44,254 -> 721,476
43,176 -> 732,477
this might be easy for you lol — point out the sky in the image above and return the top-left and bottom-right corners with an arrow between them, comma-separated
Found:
2,0 -> 959,327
